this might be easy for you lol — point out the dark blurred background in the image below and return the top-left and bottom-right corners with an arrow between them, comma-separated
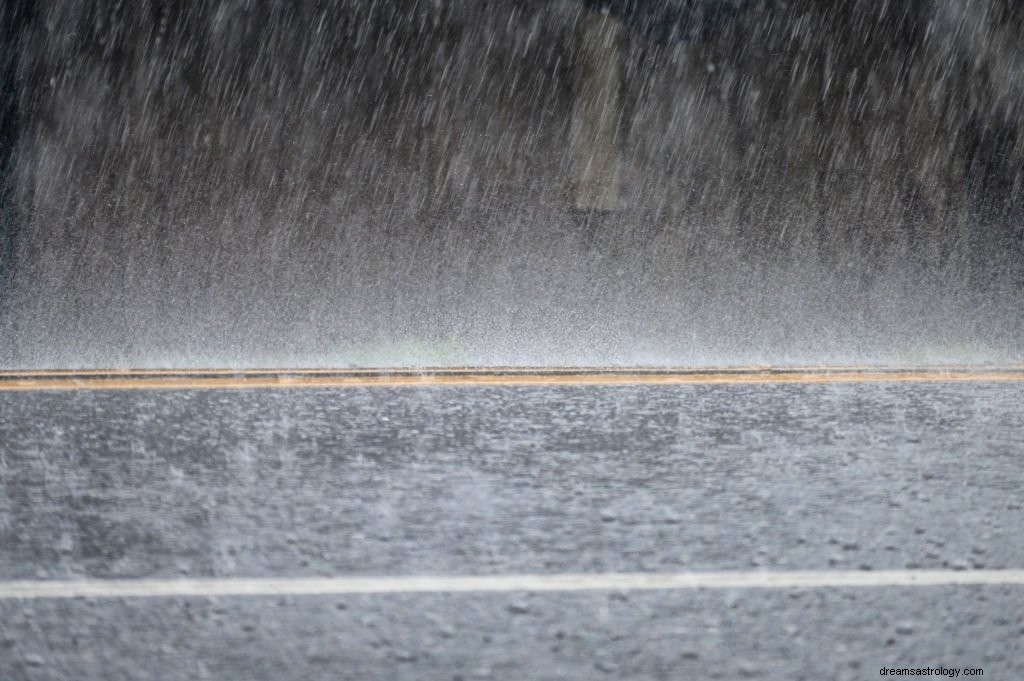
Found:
1,0 -> 1022,367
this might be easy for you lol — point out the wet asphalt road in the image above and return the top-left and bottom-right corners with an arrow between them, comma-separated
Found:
2,382 -> 1023,679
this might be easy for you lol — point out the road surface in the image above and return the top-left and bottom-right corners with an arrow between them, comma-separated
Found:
1,373 -> 1022,679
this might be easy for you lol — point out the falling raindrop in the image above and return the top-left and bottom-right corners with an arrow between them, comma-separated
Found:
0,0 -> 1021,369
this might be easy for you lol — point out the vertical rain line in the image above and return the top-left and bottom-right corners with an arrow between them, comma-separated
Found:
0,0 -> 30,364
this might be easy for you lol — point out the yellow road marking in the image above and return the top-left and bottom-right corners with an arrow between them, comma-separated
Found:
0,366 -> 1022,391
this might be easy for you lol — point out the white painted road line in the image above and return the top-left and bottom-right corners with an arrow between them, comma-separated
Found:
3,570 -> 1024,600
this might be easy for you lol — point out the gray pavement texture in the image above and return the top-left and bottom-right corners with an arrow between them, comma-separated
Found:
2,382 -> 1023,679
4,588 -> 1022,681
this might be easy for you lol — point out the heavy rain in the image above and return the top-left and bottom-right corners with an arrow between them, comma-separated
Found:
2,3 -> 1024,680
2,0 -> 1022,368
